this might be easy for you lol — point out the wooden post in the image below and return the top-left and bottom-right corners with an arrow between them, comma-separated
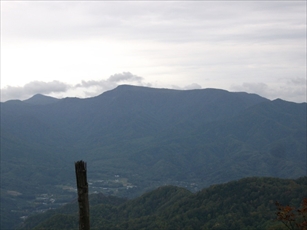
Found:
75,160 -> 90,230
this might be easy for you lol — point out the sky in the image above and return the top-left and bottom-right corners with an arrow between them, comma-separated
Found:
1,1 -> 306,103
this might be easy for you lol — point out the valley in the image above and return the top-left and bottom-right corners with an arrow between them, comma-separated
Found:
19,176 -> 307,230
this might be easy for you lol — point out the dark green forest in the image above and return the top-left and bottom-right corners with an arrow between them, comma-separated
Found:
19,177 -> 307,230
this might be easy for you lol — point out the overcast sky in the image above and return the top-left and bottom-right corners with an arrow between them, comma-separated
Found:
1,1 -> 306,102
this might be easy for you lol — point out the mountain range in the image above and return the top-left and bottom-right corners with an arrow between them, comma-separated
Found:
1,85 -> 306,229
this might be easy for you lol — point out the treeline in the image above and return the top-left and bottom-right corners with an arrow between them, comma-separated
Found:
19,176 -> 307,230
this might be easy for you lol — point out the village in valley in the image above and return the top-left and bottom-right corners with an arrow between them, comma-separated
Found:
7,174 -> 200,222
7,175 -> 138,221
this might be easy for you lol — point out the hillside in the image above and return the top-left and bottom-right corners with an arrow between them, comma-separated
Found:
1,85 -> 306,229
23,94 -> 60,105
20,177 -> 307,230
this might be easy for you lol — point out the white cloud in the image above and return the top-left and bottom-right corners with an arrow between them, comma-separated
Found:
1,1 -> 306,102
107,72 -> 143,83
1,81 -> 70,101
230,78 -> 306,102
72,72 -> 148,98
288,77 -> 306,85
2,1 -> 305,44
1,73 -> 152,101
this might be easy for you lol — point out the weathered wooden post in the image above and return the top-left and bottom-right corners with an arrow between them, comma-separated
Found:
75,160 -> 90,230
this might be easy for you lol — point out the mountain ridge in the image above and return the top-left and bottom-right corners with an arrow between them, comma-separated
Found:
1,85 -> 306,229
23,94 -> 59,105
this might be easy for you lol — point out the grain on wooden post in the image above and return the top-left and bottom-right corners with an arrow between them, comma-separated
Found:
75,160 -> 90,230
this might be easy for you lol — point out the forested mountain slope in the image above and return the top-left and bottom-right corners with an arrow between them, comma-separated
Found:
20,177 -> 307,230
1,85 -> 306,229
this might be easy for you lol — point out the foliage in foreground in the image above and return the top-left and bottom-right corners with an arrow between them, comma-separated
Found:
276,198 -> 307,230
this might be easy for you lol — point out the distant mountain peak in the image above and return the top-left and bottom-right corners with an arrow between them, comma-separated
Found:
23,94 -> 59,105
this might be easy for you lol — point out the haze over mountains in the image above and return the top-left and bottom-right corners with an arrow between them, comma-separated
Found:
1,85 -> 306,229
